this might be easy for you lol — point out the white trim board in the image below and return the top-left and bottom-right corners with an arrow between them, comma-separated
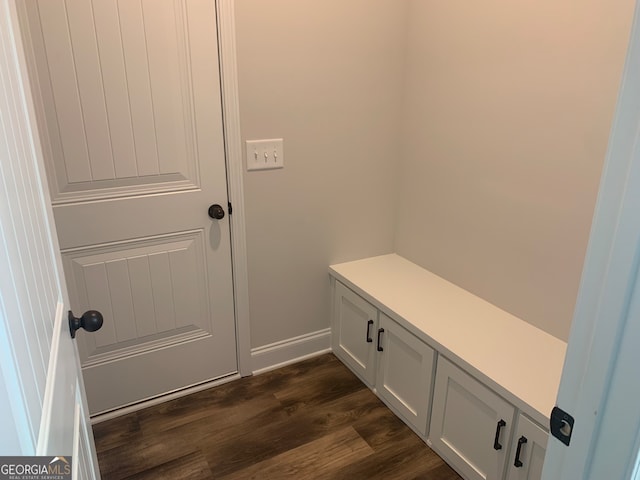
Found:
217,0 -> 252,377
251,329 -> 332,375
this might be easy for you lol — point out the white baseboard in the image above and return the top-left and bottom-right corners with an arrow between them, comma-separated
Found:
251,328 -> 332,375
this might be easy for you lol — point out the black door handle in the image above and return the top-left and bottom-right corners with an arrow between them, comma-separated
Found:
208,204 -> 225,220
493,419 -> 506,450
69,310 -> 103,339
377,328 -> 384,352
366,320 -> 374,343
514,435 -> 528,467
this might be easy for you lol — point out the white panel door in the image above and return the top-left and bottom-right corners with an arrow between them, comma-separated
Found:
375,313 -> 435,437
1,0 -> 98,475
332,281 -> 378,386
19,0 -> 237,415
429,356 -> 515,480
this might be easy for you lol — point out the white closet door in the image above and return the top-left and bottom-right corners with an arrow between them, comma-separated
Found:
20,0 -> 237,414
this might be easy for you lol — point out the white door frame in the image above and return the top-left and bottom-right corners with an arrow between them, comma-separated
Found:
217,0 -> 251,378
542,1 -> 640,477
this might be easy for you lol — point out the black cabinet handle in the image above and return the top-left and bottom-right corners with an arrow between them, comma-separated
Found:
514,435 -> 527,467
377,328 -> 384,352
493,419 -> 506,450
366,320 -> 374,343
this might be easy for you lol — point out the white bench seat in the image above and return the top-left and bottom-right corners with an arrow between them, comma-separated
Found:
329,253 -> 567,427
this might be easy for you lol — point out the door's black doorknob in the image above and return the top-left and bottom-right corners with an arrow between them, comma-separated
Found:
208,204 -> 225,220
69,310 -> 104,339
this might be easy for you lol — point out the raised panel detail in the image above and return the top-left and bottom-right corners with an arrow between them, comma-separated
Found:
430,356 -> 515,480
340,297 -> 371,368
506,414 -> 548,480
28,0 -> 200,203
381,331 -> 422,413
62,230 -> 211,366
376,314 -> 435,437
332,281 -> 378,386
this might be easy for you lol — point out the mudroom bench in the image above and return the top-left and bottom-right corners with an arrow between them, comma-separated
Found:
329,254 -> 567,480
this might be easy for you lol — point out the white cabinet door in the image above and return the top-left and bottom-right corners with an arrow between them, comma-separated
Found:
332,281 -> 378,386
375,313 -> 435,436
506,414 -> 548,480
430,356 -> 515,480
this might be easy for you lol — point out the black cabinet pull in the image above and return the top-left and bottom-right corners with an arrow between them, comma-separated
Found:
366,320 -> 374,343
377,328 -> 384,352
493,419 -> 506,450
514,435 -> 527,467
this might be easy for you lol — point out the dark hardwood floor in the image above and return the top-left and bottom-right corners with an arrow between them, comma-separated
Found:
93,354 -> 461,479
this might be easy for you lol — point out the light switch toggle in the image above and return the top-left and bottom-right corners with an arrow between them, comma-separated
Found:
246,138 -> 284,171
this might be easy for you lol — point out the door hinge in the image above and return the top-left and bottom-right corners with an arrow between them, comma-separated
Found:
228,201 -> 233,215
550,406 -> 575,446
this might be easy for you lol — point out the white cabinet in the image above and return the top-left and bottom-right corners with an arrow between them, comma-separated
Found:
332,281 -> 435,436
429,356 -> 516,480
430,356 -> 549,480
330,256 -> 561,480
506,414 -> 548,480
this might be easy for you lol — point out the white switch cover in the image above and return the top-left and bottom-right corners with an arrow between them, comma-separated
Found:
246,138 -> 284,171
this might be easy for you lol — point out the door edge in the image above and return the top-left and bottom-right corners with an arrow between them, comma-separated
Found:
216,0 -> 252,377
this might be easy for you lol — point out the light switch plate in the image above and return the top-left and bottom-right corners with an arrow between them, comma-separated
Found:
246,139 -> 284,171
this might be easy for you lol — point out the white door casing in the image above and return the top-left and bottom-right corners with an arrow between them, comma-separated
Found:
19,0 -> 239,415
0,0 -> 99,476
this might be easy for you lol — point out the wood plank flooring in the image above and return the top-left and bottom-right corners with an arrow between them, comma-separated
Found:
93,354 -> 461,479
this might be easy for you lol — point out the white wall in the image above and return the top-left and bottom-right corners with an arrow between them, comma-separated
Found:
235,1 -> 407,348
236,0 -> 635,349
394,0 -> 634,340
